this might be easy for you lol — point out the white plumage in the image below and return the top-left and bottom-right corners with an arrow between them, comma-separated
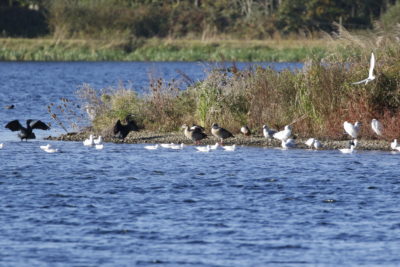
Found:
352,52 -> 376,85
344,121 -> 361,139
371,119 -> 383,136
222,144 -> 236,151
273,125 -> 292,141
83,135 -> 95,146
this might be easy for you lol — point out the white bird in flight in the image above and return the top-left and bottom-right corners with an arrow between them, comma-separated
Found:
344,121 -> 362,139
352,52 -> 376,85
371,119 -> 383,136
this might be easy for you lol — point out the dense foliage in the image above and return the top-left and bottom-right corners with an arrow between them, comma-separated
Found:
0,0 -> 398,38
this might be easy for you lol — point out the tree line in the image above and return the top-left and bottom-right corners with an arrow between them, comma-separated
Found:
0,0 -> 398,38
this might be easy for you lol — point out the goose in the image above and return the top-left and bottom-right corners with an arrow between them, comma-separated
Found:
94,136 -> 103,145
83,135 -> 95,146
273,125 -> 292,141
95,144 -> 104,150
195,145 -> 211,152
390,139 -> 400,151
262,125 -> 277,139
5,119 -> 50,141
211,123 -> 234,144
352,52 -> 376,85
210,143 -> 219,150
343,121 -> 362,139
191,124 -> 205,132
281,138 -> 296,149
240,125 -> 251,136
182,124 -> 207,144
339,141 -> 356,154
113,115 -> 139,140
371,119 -> 383,136
144,144 -> 159,150
222,144 -> 236,151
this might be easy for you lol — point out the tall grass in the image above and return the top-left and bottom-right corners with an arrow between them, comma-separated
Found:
0,38 -> 329,62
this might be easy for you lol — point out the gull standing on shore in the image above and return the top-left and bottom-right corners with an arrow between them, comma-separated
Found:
262,125 -> 277,139
352,52 -> 376,85
273,125 -> 292,141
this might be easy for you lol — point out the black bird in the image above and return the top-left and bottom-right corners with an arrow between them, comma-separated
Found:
5,119 -> 50,141
5,104 -> 15,109
113,115 -> 139,139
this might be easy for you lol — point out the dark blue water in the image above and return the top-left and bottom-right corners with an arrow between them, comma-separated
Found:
1,62 -> 400,266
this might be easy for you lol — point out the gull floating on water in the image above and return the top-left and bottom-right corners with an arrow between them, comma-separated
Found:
281,138 -> 296,149
262,125 -> 277,139
222,144 -> 236,151
40,144 -> 59,153
210,143 -> 219,150
95,144 -> 104,150
144,144 -> 159,150
0,143 -> 4,149
343,121 -> 362,139
170,143 -> 185,150
94,136 -> 103,145
160,143 -> 174,148
390,139 -> 400,151
196,145 -> 211,152
352,52 -> 376,85
371,119 -> 383,136
273,125 -> 292,141
339,140 -> 356,154
83,134 -> 95,146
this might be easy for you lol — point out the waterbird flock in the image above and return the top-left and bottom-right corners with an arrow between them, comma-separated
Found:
2,52 -> 399,154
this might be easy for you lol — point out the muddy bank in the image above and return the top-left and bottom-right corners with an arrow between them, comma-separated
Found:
45,130 -> 392,151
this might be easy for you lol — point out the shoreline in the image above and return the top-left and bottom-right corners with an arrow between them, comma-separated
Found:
45,130 -> 393,151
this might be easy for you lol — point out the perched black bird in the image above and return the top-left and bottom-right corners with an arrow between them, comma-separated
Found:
5,119 -> 50,141
113,115 -> 139,139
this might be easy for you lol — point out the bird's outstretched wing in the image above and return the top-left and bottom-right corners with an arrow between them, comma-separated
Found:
352,78 -> 368,85
30,120 -> 50,130
369,52 -> 375,78
5,120 -> 23,131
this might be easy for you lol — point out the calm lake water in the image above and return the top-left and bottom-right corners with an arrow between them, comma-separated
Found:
0,62 -> 400,266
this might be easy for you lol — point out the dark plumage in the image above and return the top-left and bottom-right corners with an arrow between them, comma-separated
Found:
5,119 -> 50,141
113,115 -> 139,139
5,104 -> 15,109
211,123 -> 234,144
182,124 -> 207,144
